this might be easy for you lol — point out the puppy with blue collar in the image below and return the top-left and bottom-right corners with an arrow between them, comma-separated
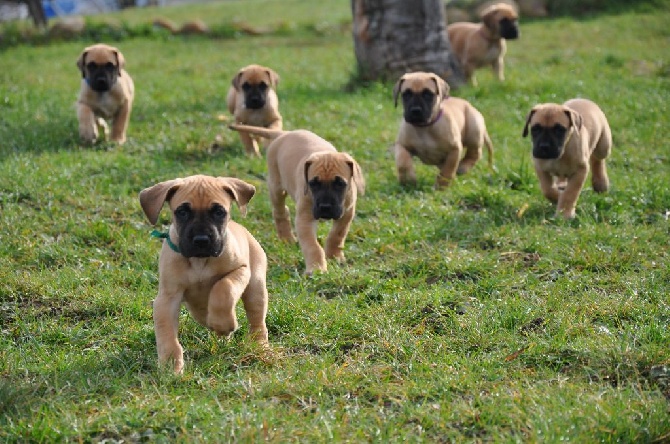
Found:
139,175 -> 269,373
76,43 -> 134,144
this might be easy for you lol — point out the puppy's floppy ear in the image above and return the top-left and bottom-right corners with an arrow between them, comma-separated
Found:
76,48 -> 89,78
217,177 -> 256,217
113,49 -> 126,77
431,74 -> 450,101
139,179 -> 183,225
303,158 -> 314,195
393,75 -> 407,108
564,108 -> 583,132
480,5 -> 500,31
522,106 -> 540,137
342,153 -> 366,195
266,68 -> 280,88
232,69 -> 245,90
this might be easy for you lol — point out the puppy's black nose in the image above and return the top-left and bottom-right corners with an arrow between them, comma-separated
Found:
409,107 -> 423,117
192,235 -> 211,249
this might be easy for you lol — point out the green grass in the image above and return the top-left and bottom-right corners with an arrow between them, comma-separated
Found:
1,0 -> 669,441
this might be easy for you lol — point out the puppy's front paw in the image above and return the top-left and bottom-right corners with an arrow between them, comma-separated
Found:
325,248 -> 345,262
79,127 -> 98,145
207,313 -> 239,338
157,342 -> 184,374
277,230 -> 297,243
557,207 -> 576,219
434,174 -> 453,189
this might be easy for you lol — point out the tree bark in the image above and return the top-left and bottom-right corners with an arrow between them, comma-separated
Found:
352,0 -> 464,87
23,0 -> 47,27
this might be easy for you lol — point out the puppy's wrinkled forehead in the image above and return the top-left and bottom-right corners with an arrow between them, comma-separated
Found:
497,7 -> 518,20
531,105 -> 571,128
170,178 -> 232,210
240,69 -> 268,85
402,75 -> 439,95
87,48 -> 118,65
307,154 -> 351,182
487,4 -> 518,20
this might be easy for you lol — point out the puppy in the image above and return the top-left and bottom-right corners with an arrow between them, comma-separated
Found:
393,72 -> 494,189
139,175 -> 269,374
226,64 -> 282,157
447,3 -> 519,85
76,43 -> 134,144
523,98 -> 612,219
230,124 -> 365,275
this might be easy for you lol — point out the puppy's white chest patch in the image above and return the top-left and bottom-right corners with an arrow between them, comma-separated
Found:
92,94 -> 121,119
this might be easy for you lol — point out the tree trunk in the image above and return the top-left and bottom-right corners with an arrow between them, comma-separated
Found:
23,0 -> 47,27
352,0 -> 464,87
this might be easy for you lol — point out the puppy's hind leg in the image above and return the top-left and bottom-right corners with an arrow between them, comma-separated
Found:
591,125 -> 612,193
240,273 -> 269,345
457,143 -> 482,175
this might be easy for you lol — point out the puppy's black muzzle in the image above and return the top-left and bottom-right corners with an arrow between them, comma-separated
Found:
242,83 -> 268,110
531,124 -> 567,160
533,142 -> 563,160
86,64 -> 117,93
402,91 -> 436,125
405,106 -> 430,124
180,229 -> 224,258
91,75 -> 111,92
245,94 -> 266,110
309,179 -> 347,220
313,200 -> 343,220
174,204 -> 228,258
500,19 -> 519,40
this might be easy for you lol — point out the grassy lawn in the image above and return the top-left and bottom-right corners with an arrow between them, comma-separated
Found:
1,0 -> 669,441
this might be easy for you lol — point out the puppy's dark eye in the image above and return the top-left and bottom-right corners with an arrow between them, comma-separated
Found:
401,90 -> 413,100
210,205 -> 227,220
421,89 -> 435,101
530,125 -> 543,136
105,62 -> 115,70
332,177 -> 347,190
86,62 -> 97,70
258,82 -> 268,91
552,124 -> 567,136
308,178 -> 320,189
175,205 -> 191,220
241,82 -> 251,91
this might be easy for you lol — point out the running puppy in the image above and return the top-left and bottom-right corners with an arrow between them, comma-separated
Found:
139,175 -> 269,374
522,98 -> 612,219
76,43 -> 134,144
447,3 -> 519,85
226,64 -> 282,157
230,124 -> 365,275
393,71 -> 494,188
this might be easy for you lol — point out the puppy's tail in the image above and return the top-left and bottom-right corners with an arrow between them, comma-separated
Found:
484,132 -> 495,170
228,123 -> 284,140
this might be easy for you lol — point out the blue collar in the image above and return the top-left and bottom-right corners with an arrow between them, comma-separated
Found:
151,230 -> 180,254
